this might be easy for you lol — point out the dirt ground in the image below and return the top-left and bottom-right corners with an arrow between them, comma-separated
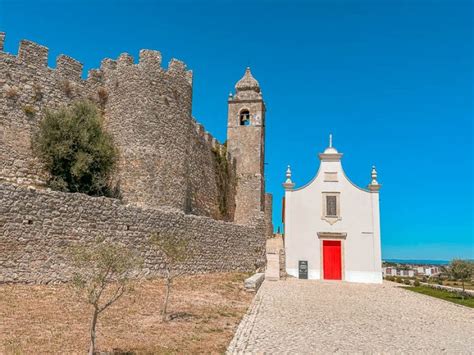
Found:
0,273 -> 253,354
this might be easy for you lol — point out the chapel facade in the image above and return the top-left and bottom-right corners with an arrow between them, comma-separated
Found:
282,136 -> 382,284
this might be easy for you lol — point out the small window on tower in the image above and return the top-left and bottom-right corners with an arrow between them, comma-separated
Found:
326,196 -> 337,217
239,109 -> 250,126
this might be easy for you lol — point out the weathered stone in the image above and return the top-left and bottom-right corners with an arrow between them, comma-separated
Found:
0,183 -> 266,283
244,273 -> 265,292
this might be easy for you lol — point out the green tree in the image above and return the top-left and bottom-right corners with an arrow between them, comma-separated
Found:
33,100 -> 117,196
447,259 -> 474,299
70,238 -> 141,355
150,233 -> 193,321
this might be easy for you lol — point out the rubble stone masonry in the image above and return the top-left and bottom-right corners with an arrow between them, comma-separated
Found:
0,33 -> 272,283
0,183 -> 266,283
0,33 -> 232,220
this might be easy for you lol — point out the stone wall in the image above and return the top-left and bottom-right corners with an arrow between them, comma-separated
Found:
0,33 -> 234,219
0,38 -> 98,188
0,183 -> 266,283
264,193 -> 273,238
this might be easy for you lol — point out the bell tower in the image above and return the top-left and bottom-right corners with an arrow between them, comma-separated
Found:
227,67 -> 266,224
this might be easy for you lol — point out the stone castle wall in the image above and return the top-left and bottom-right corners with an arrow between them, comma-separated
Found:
0,183 -> 265,283
0,33 -> 234,220
0,34 -> 270,283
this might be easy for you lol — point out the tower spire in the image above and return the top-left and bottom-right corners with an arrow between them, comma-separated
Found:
329,133 -> 333,148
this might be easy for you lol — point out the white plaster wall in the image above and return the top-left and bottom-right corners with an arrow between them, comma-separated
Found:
284,155 -> 382,284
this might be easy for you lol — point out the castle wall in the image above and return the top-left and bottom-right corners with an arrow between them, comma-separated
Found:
0,38 -> 99,187
0,183 -> 266,283
265,193 -> 274,238
186,120 -> 236,220
0,33 -> 235,219
99,51 -> 192,210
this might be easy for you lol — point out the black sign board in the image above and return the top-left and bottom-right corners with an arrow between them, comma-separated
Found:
298,260 -> 308,279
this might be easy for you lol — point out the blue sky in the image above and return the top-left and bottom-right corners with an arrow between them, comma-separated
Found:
1,0 -> 472,260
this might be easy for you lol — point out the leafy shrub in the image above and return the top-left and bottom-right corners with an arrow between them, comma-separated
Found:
404,279 -> 411,285
414,279 -> 420,287
396,277 -> 403,283
33,100 -> 118,196
23,105 -> 36,117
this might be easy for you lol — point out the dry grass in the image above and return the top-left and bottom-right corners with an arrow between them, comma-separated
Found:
0,273 -> 252,354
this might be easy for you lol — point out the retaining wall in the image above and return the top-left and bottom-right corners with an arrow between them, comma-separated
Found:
0,183 -> 266,283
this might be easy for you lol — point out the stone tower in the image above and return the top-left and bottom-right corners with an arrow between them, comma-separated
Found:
227,68 -> 266,224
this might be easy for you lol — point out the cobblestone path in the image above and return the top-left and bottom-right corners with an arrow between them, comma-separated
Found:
227,279 -> 474,354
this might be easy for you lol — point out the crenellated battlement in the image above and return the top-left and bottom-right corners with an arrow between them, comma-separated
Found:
0,32 -> 193,86
191,118 -> 229,156
56,55 -> 83,80
0,32 -> 235,222
18,39 -> 49,67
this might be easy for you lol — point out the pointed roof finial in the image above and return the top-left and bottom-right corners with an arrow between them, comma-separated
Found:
329,133 -> 333,148
283,165 -> 295,190
371,165 -> 378,184
369,165 -> 381,191
235,67 -> 260,93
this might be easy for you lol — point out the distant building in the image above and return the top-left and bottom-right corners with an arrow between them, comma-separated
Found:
282,137 -> 382,284
383,265 -> 440,278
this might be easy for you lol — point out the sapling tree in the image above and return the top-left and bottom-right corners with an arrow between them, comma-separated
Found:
447,259 -> 474,299
70,238 -> 141,355
149,233 -> 193,321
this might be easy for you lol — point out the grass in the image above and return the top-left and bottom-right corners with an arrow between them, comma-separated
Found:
0,273 -> 252,354
434,280 -> 474,291
403,285 -> 474,308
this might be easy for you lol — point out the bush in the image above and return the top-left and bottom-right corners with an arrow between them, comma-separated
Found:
396,277 -> 403,283
33,100 -> 118,196
414,279 -> 420,287
404,279 -> 411,285
23,105 -> 36,117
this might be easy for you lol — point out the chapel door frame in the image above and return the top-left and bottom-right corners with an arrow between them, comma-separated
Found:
317,232 -> 347,281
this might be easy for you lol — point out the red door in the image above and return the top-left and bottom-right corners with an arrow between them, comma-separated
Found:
323,240 -> 342,280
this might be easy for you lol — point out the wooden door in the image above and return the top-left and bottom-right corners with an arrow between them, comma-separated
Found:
323,240 -> 342,280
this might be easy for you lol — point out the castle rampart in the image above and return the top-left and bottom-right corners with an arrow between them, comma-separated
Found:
0,33 -> 233,219
0,34 -> 270,283
0,183 -> 265,283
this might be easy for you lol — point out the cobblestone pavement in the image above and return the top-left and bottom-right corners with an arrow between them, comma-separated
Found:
227,279 -> 474,354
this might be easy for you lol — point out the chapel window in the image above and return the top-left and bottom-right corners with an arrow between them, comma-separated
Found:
326,195 -> 337,217
239,109 -> 250,126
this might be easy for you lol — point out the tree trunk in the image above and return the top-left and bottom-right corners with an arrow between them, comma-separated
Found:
89,307 -> 99,355
162,275 -> 171,322
461,279 -> 465,300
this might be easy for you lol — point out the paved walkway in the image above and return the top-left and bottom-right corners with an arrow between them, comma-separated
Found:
228,279 -> 474,354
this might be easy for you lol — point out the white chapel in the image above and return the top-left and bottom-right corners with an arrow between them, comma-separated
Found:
282,136 -> 383,284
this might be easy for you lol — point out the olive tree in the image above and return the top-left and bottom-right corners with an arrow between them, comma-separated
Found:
149,233 -> 193,321
70,238 -> 141,355
33,100 -> 117,196
448,259 -> 474,299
